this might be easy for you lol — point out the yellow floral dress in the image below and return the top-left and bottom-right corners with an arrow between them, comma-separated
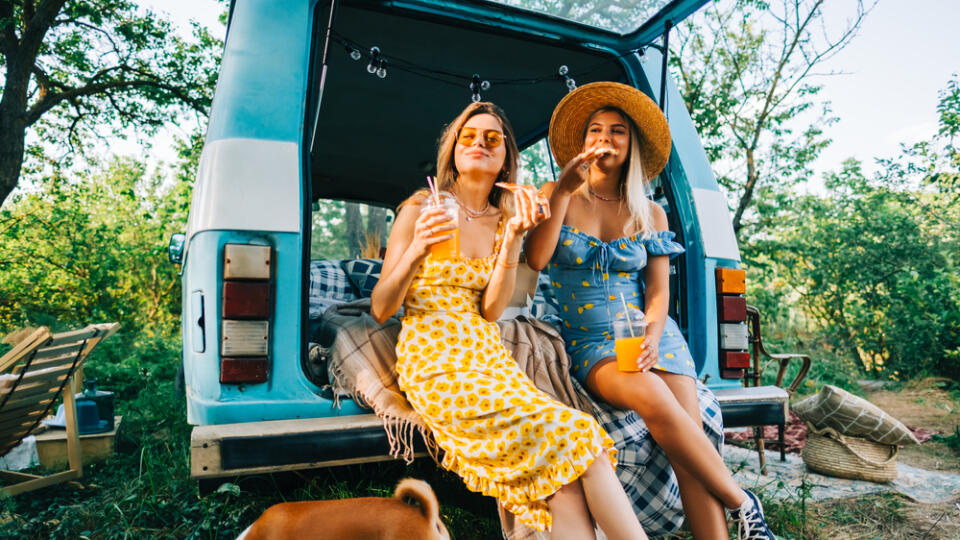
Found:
395,219 -> 617,531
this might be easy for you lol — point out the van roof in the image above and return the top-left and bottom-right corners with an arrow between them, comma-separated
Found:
308,0 -> 707,207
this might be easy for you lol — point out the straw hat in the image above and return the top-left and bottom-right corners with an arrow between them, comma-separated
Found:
548,81 -> 672,180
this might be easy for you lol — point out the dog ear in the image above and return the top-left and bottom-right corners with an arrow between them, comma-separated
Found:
394,478 -> 439,521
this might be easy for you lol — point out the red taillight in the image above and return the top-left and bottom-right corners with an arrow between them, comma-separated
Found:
220,244 -> 273,384
721,351 -> 750,369
718,296 -> 747,322
220,357 -> 268,384
716,267 -> 748,379
223,281 -> 271,319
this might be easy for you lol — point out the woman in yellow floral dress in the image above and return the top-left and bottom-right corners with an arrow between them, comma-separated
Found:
370,102 -> 646,539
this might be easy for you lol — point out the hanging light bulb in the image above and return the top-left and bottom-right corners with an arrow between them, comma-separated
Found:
367,46 -> 381,74
559,65 -> 577,92
349,47 -> 362,61
480,80 -> 491,91
376,58 -> 388,78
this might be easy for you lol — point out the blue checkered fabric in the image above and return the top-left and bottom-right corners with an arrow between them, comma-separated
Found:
341,258 -> 383,298
530,272 -> 561,320
309,260 -> 358,318
584,379 -> 725,536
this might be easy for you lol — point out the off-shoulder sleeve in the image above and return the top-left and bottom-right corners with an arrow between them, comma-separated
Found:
644,230 -> 685,258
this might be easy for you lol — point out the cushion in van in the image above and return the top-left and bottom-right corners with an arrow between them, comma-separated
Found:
309,260 -> 357,318
341,258 -> 382,298
530,272 -> 560,319
793,384 -> 919,446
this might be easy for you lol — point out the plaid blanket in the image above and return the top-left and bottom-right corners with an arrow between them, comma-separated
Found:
323,299 -> 724,537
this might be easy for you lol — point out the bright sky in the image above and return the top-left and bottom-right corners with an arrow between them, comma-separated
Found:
138,0 -> 960,181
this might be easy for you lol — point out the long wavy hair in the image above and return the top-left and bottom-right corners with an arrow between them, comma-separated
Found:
581,106 -> 655,237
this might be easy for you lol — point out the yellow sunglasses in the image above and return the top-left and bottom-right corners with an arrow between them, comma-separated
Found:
457,127 -> 504,148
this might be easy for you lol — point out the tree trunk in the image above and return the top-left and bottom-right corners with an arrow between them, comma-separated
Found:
0,120 -> 27,207
732,148 -> 758,236
345,203 -> 363,257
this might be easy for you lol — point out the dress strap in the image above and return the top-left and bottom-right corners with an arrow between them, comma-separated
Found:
492,216 -> 506,255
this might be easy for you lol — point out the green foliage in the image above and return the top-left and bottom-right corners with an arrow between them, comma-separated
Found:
0,0 -> 222,205
744,77 -> 960,383
0,364 -> 501,538
672,0 -> 868,236
0,154 -> 191,339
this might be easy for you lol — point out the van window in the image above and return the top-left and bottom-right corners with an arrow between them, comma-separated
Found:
518,138 -> 558,188
310,200 -> 394,260
486,0 -> 673,34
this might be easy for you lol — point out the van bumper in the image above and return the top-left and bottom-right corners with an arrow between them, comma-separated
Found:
190,414 -> 422,479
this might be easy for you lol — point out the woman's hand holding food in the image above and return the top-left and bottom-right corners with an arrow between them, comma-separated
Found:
496,183 -> 551,238
555,145 -> 617,195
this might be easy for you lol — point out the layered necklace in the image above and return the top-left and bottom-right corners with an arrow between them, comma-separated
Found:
451,190 -> 490,221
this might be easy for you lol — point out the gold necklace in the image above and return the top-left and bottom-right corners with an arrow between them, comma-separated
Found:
588,186 -> 621,202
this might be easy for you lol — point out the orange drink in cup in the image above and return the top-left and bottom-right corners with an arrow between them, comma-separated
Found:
613,315 -> 648,372
421,192 -> 459,259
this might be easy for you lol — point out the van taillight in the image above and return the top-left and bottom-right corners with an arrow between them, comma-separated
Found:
716,268 -> 748,379
220,244 -> 272,384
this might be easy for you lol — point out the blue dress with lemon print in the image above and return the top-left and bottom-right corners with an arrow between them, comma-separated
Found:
395,219 -> 617,532
547,224 -> 698,384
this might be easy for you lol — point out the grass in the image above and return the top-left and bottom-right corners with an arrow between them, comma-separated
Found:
3,343 -> 956,539
0,371 -> 502,539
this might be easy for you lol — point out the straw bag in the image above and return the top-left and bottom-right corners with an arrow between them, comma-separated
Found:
802,424 -> 899,483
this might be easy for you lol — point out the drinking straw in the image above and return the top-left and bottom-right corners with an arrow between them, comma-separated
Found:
426,175 -> 439,204
619,292 -> 635,338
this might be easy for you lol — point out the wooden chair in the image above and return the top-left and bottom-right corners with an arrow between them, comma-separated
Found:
713,306 -> 810,473
0,323 -> 119,496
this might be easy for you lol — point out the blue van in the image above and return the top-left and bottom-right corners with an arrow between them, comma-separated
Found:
174,0 -> 777,481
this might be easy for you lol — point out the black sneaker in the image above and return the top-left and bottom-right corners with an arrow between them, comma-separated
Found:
729,490 -> 777,539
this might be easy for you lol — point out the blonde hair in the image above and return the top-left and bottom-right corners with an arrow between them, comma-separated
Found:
581,107 -> 656,238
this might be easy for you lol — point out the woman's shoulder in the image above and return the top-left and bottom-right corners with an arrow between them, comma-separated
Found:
647,199 -> 668,229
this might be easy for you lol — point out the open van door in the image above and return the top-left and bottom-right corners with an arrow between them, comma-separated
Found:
181,0 -> 751,481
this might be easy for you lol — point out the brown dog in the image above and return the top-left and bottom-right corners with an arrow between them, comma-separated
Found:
236,478 -> 450,540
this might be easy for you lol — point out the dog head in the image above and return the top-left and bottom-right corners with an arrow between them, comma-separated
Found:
394,478 -> 450,540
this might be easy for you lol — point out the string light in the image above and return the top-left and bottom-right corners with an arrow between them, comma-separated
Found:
332,31 -> 649,93
470,74 -> 491,102
347,45 -> 362,61
558,65 -> 577,92
366,46 -> 381,75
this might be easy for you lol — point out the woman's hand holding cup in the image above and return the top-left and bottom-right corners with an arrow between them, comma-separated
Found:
412,194 -> 458,259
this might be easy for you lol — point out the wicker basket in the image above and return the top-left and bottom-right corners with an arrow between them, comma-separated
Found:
802,424 -> 899,483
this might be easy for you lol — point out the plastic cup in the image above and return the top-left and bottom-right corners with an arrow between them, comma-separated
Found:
421,192 -> 459,259
613,317 -> 648,372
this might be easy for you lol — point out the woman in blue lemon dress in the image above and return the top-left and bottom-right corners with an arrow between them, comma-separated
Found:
526,82 -> 777,540
370,101 -> 646,539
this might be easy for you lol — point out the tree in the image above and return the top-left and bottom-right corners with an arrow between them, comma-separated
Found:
672,0 -> 874,238
0,0 -> 221,207
753,77 -> 960,380
0,153 -> 193,336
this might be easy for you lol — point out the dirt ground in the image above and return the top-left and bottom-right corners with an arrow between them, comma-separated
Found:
802,379 -> 960,539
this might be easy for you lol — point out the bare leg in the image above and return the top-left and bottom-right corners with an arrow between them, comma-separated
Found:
579,451 -> 649,540
547,480 -> 596,540
586,359 -> 747,510
657,371 -> 729,539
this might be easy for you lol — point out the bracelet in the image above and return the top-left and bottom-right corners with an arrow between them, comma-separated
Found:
497,258 -> 520,269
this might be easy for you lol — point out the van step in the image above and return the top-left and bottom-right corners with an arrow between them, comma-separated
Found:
713,385 -> 789,428
190,414 -> 425,479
